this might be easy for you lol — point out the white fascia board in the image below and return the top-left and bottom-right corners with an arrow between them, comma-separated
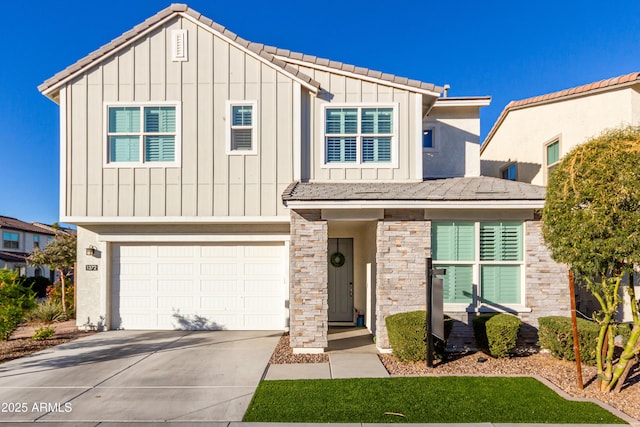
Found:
98,234 -> 290,243
62,216 -> 291,225
276,56 -> 441,98
180,13 -> 319,94
433,97 -> 492,108
284,200 -> 544,210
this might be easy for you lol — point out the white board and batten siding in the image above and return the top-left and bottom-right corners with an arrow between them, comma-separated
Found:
111,243 -> 287,330
63,16 -> 297,219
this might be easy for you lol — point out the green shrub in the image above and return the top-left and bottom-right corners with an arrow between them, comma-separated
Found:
385,311 -> 453,362
487,314 -> 522,358
32,325 -> 56,340
0,270 -> 36,340
47,281 -> 75,317
473,313 -> 522,358
28,299 -> 67,323
538,316 -> 600,365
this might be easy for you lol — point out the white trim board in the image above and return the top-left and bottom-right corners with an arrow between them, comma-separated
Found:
97,234 -> 290,243
62,216 -> 291,225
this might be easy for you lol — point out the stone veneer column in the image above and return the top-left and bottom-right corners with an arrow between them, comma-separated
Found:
289,209 -> 328,352
523,219 -> 570,332
375,210 -> 430,350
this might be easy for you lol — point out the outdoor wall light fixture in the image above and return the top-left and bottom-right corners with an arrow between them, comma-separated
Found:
85,245 -> 97,257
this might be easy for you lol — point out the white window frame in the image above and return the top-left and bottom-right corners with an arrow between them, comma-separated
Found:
103,101 -> 182,168
321,103 -> 399,169
433,221 -> 527,313
422,127 -> 437,152
226,100 -> 258,155
3,231 -> 20,249
544,136 -> 561,184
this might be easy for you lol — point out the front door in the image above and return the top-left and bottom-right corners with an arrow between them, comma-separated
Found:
328,238 -> 354,322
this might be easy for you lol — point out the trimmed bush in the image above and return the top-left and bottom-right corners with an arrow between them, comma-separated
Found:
538,316 -> 599,365
385,311 -> 453,362
0,270 -> 36,340
473,313 -> 522,358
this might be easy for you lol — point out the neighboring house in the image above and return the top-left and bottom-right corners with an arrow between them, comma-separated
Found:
481,72 -> 640,186
0,216 -> 57,280
480,72 -> 640,322
39,4 -> 568,352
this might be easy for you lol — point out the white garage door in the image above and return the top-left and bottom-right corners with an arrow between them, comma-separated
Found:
111,243 -> 286,330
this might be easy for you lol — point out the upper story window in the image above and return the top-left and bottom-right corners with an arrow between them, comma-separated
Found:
3,232 -> 19,249
226,101 -> 257,155
501,163 -> 517,181
432,221 -> 524,308
422,128 -> 435,150
33,235 -> 40,249
323,104 -> 397,167
106,103 -> 180,167
546,140 -> 560,178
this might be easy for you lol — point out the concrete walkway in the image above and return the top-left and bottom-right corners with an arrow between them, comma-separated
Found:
264,327 -> 389,380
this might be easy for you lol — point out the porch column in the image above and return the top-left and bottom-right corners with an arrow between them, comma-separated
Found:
375,210 -> 430,350
289,209 -> 328,352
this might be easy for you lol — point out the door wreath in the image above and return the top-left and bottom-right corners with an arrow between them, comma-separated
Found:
330,252 -> 346,268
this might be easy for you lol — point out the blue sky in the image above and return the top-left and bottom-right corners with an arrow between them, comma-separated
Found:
2,0 -> 639,225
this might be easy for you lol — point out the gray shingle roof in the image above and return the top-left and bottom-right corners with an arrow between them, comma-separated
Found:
282,177 -> 545,202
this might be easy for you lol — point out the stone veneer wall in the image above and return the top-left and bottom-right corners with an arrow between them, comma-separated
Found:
289,209 -> 328,351
375,209 -> 430,349
522,219 -> 570,328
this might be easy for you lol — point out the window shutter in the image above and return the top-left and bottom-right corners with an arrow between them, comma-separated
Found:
144,107 -> 176,133
480,222 -> 522,261
547,141 -> 560,165
109,107 -> 140,133
433,222 -> 475,261
481,265 -> 520,304
436,264 -> 473,303
232,105 -> 253,126
361,108 -> 393,134
145,136 -> 175,162
232,129 -> 253,151
326,108 -> 357,134
327,137 -> 357,162
110,136 -> 140,162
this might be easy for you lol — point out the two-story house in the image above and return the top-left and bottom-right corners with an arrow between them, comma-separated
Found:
39,4 -> 568,352
0,216 -> 56,279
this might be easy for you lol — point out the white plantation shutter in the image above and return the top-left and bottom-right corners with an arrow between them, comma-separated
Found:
230,104 -> 255,151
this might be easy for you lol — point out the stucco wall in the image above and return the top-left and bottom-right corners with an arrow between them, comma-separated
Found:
481,87 -> 640,185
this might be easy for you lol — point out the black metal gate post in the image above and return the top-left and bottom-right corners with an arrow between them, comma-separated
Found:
426,257 -> 434,368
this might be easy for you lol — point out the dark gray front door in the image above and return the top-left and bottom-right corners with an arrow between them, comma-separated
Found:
328,238 -> 354,322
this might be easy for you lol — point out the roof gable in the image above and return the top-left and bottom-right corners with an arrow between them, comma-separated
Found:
481,71 -> 640,153
39,4 -> 443,100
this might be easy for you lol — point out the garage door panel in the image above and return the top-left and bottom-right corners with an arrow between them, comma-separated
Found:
112,243 -> 285,330
200,262 -> 237,275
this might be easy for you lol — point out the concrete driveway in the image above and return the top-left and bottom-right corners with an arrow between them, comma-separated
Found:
0,330 -> 280,423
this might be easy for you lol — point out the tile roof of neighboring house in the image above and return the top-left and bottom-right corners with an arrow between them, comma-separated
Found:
39,4 -> 442,98
0,251 -> 29,263
0,216 -> 56,235
282,177 -> 545,202
481,71 -> 640,154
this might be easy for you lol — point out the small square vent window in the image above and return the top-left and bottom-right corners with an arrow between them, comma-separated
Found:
172,29 -> 188,62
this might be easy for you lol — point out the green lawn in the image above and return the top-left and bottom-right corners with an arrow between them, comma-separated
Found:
244,376 -> 626,424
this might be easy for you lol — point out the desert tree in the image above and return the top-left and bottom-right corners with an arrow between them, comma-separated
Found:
542,125 -> 640,392
28,232 -> 77,316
